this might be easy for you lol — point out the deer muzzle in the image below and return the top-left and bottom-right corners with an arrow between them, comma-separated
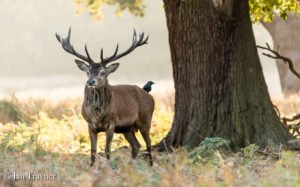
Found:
87,79 -> 96,87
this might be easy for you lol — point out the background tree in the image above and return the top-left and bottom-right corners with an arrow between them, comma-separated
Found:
250,0 -> 300,92
262,14 -> 300,92
75,0 -> 299,150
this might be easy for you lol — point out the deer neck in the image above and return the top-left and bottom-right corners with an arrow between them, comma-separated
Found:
84,85 -> 112,112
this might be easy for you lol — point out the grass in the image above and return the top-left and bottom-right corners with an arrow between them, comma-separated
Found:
0,93 -> 299,186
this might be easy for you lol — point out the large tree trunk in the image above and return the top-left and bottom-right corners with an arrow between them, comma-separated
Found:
155,0 -> 292,151
262,14 -> 300,92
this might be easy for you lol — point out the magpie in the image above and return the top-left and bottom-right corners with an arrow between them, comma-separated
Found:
143,81 -> 155,92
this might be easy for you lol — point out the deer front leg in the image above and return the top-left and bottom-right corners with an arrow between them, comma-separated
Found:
105,123 -> 115,160
88,125 -> 98,167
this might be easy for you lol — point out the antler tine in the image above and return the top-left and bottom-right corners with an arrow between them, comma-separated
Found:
66,27 -> 71,44
84,44 -> 94,63
104,44 -> 119,63
138,31 -> 149,45
139,33 -> 145,45
114,44 -> 119,56
133,29 -> 137,43
100,29 -> 149,66
100,48 -> 104,62
144,35 -> 149,44
55,27 -> 94,64
139,32 -> 144,42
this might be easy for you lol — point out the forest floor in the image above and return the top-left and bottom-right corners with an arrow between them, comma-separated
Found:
0,92 -> 299,186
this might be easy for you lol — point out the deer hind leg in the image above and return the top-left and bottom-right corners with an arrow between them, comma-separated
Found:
138,124 -> 153,166
123,130 -> 141,159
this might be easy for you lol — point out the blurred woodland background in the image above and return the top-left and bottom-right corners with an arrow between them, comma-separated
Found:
1,1 -> 300,186
0,0 -> 285,99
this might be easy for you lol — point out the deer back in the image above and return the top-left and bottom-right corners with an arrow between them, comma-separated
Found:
82,84 -> 154,131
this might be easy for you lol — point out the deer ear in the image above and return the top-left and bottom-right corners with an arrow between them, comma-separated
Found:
75,59 -> 89,72
106,63 -> 120,74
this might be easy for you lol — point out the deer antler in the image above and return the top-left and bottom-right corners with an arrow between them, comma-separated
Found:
56,27 -> 95,64
56,28 -> 148,65
100,29 -> 149,66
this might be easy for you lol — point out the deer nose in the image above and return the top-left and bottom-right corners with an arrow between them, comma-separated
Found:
87,79 -> 96,86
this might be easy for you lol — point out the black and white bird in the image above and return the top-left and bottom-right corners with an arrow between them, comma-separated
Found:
143,81 -> 155,92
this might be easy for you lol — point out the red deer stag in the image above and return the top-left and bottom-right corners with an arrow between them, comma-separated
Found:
55,28 -> 155,166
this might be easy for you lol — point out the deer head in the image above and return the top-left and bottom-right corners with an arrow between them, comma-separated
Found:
55,28 -> 149,89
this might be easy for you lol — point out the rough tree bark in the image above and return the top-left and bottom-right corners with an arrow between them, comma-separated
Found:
262,14 -> 300,92
155,0 -> 292,151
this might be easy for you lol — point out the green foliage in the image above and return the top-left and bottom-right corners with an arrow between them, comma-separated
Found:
241,144 -> 259,164
249,0 -> 300,22
188,137 -> 230,163
0,100 -> 24,123
241,144 -> 259,158
74,0 -> 300,22
0,97 -> 300,186
75,0 -> 145,20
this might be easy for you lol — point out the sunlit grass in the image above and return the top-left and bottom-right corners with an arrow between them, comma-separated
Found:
0,93 -> 299,186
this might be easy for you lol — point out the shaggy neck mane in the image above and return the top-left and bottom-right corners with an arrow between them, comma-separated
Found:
84,85 -> 111,116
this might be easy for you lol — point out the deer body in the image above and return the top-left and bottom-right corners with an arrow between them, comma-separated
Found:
82,84 -> 154,165
82,85 -> 154,132
56,28 -> 154,166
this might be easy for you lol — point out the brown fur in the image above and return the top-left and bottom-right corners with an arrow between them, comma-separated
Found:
82,84 -> 155,166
